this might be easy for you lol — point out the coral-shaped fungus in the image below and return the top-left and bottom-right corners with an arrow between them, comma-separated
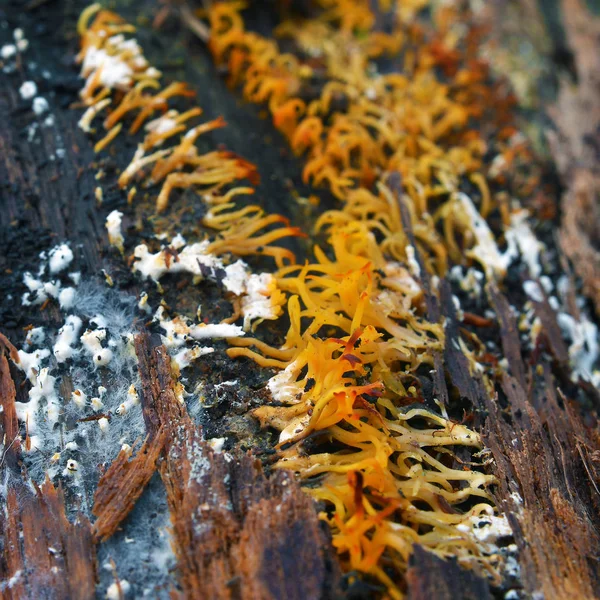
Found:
73,3 -> 546,597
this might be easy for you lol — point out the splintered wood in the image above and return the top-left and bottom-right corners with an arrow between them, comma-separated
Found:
2,480 -> 97,600
550,0 -> 600,315
0,333 -> 20,468
134,332 -> 341,599
1,335 -> 97,600
484,287 -> 600,600
92,433 -> 165,542
406,545 -> 492,600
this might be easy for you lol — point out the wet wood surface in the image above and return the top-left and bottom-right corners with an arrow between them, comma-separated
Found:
1,0 -> 599,598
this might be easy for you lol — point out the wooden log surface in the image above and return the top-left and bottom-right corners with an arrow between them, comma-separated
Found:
0,0 -> 599,599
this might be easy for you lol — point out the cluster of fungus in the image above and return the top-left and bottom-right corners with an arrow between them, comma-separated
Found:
205,0 -> 540,595
77,5 -> 302,339
71,2 -> 554,597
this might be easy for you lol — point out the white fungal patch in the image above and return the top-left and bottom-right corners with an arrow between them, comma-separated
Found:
43,280 -> 61,299
450,266 -> 484,298
53,315 -> 83,363
116,385 -> 140,415
405,245 -> 421,278
25,327 -> 45,346
21,256 -> 69,306
48,243 -> 74,274
1,44 -> 17,60
154,306 -> 192,348
80,328 -> 113,367
170,233 -> 186,249
58,287 -> 76,310
90,314 -> 108,329
375,262 -> 422,314
106,210 -> 125,252
505,209 -> 544,278
91,396 -> 104,411
138,291 -> 151,314
0,570 -> 23,593
222,260 -> 249,296
106,579 -> 131,600
8,254 -> 143,482
220,262 -> 282,329
22,272 -> 47,306
207,437 -> 225,452
79,31 -> 158,99
382,262 -> 422,298
452,295 -> 464,321
457,193 -> 517,279
71,389 -> 87,409
523,280 -> 544,303
172,346 -> 214,370
62,458 -> 81,480
132,241 -> 223,282
16,347 -> 50,384
456,513 -> 513,551
81,47 -> 134,91
189,323 -> 245,339
267,360 -> 302,404
19,80 -> 37,100
15,367 -> 60,433
32,96 -> 49,116
14,28 -> 28,52
240,273 -> 280,330
557,313 -> 599,382
154,306 -> 243,365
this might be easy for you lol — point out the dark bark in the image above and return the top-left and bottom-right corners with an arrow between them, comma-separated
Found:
406,545 -> 492,600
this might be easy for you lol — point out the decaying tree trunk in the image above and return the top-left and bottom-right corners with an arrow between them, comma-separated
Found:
1,0 -> 600,598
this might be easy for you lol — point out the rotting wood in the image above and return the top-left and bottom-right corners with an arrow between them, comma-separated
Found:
440,280 -> 489,412
0,333 -> 20,470
92,432 -> 165,543
0,474 -> 97,600
488,284 -> 528,390
530,295 -> 570,366
0,335 -> 98,600
393,175 -> 450,409
482,291 -> 600,600
406,545 -> 492,600
0,1 -> 600,597
548,0 -> 600,315
134,331 -> 341,600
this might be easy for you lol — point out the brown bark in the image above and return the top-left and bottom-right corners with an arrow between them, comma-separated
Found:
0,333 -> 21,469
92,433 -> 165,542
483,285 -> 600,600
1,336 -> 97,599
549,0 -> 600,315
406,545 -> 492,600
0,478 -> 97,600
